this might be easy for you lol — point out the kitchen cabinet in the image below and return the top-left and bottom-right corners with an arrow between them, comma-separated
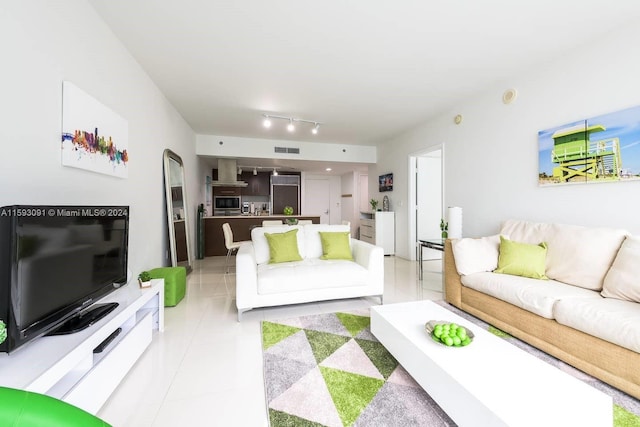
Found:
213,186 -> 241,196
204,216 -> 320,256
272,185 -> 299,215
240,171 -> 270,196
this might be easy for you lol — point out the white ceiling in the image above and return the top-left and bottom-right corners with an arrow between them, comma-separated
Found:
89,0 -> 640,173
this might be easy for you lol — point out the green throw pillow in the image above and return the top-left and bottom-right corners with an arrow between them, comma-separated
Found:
494,236 -> 548,279
265,229 -> 302,264
319,231 -> 353,260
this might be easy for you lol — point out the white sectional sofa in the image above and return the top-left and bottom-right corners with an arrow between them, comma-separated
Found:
236,224 -> 384,321
445,219 -> 640,399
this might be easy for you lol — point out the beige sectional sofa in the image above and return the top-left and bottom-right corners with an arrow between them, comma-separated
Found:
236,224 -> 384,321
445,219 -> 640,399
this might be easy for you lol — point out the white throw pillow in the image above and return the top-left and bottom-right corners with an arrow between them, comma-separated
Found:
601,236 -> 640,302
544,223 -> 628,291
451,234 -> 503,275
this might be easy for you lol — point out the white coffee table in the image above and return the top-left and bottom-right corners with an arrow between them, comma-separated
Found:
370,300 -> 612,427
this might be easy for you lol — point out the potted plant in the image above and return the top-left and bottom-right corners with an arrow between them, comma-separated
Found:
138,271 -> 152,288
369,199 -> 379,211
440,219 -> 448,238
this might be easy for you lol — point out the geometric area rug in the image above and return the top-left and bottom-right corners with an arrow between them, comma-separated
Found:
262,303 -> 640,427
262,308 -> 456,427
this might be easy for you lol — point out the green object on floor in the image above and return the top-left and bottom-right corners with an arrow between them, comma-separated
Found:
149,266 -> 186,307
0,386 -> 111,426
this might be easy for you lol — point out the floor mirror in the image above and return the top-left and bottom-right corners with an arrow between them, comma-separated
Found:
163,149 -> 192,273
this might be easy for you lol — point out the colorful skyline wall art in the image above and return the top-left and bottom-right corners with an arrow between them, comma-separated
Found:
61,81 -> 129,178
538,105 -> 640,186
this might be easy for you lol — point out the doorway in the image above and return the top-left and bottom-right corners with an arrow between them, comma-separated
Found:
408,146 -> 444,262
304,178 -> 331,224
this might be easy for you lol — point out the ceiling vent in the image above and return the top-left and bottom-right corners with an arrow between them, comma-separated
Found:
274,146 -> 300,154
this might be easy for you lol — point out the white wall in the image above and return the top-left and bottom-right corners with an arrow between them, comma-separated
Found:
196,134 -> 376,164
375,22 -> 640,259
0,2 -> 198,274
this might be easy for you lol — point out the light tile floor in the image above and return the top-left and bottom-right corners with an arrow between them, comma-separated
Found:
98,255 -> 444,426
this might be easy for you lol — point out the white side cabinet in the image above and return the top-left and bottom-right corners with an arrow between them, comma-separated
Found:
360,211 -> 395,255
0,279 -> 164,414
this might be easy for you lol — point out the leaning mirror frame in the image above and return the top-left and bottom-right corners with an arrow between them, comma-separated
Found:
163,149 -> 193,274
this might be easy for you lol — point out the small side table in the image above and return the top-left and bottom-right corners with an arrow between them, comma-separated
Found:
418,239 -> 444,280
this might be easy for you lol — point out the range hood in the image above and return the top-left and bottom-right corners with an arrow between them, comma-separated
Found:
211,158 -> 248,187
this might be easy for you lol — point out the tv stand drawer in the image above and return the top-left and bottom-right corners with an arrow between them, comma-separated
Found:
63,312 -> 152,413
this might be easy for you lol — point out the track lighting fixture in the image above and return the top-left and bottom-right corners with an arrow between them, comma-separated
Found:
253,168 -> 257,176
237,167 -> 242,175
261,114 -> 321,135
273,168 -> 278,176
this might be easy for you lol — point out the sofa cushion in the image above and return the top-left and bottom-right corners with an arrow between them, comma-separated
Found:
494,236 -> 548,280
451,234 -> 502,275
265,229 -> 303,264
303,224 -> 350,259
461,272 -> 601,319
554,297 -> 640,354
601,235 -> 640,302
501,220 -> 628,291
319,231 -> 353,260
252,225 -> 305,264
257,258 -> 368,294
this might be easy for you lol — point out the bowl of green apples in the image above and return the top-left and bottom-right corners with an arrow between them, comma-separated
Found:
425,320 -> 473,347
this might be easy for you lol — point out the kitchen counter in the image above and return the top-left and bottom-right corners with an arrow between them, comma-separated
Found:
204,215 -> 321,257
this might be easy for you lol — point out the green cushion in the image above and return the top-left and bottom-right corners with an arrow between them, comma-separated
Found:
265,229 -> 302,264
149,266 -> 186,307
0,386 -> 111,427
319,231 -> 353,260
494,236 -> 548,279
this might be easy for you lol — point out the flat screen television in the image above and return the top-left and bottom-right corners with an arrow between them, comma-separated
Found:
0,205 -> 129,353
379,173 -> 393,192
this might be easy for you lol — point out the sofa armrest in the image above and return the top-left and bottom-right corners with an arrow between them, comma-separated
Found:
444,238 -> 462,307
236,242 -> 257,310
351,238 -> 384,292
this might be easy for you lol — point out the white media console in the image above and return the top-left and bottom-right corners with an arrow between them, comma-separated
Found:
0,279 -> 164,414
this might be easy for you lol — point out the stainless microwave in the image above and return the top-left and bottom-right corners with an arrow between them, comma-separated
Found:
214,195 -> 241,210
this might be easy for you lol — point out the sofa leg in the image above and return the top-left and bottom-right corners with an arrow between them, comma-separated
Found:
237,308 -> 249,322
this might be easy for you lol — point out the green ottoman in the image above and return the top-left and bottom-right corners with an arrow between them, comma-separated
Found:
0,386 -> 110,426
149,266 -> 186,307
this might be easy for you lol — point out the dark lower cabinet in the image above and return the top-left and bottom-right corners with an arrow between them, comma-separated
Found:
204,216 -> 320,256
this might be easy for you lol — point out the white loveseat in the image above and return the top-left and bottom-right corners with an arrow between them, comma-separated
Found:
236,224 -> 384,321
445,219 -> 640,399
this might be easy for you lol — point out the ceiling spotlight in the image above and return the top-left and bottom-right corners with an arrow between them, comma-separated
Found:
325,167 -> 332,172
238,167 -> 242,175
261,114 -> 321,133
273,168 -> 278,176
253,168 -> 257,175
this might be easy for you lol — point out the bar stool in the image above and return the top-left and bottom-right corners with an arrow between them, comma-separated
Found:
222,223 -> 249,273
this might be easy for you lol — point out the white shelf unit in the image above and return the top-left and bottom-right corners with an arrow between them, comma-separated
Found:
360,211 -> 395,255
0,279 -> 164,415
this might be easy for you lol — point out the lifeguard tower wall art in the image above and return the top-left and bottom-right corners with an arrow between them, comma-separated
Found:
538,105 -> 640,186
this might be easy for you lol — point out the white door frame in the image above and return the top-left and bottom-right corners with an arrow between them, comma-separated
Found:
407,144 -> 445,260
